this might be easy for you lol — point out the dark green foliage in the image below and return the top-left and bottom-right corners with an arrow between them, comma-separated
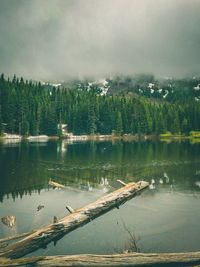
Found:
0,74 -> 199,136
0,105 -> 2,135
115,111 -> 123,135
87,103 -> 97,134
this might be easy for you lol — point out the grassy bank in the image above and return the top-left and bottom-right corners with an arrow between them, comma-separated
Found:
159,131 -> 200,143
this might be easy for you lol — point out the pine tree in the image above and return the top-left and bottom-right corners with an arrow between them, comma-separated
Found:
181,117 -> 188,134
87,104 -> 96,134
171,112 -> 180,134
115,111 -> 123,135
0,105 -> 2,135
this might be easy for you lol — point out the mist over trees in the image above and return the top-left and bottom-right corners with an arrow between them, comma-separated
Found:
0,74 -> 199,136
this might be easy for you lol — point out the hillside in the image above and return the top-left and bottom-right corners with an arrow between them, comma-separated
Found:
63,74 -> 200,103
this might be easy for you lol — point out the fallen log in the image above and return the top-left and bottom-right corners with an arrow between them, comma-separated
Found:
0,232 -> 32,251
48,179 -> 66,189
0,181 -> 148,259
1,252 -> 200,267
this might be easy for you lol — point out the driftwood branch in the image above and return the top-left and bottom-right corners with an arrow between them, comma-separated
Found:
0,181 -> 149,259
1,252 -> 200,266
117,179 -> 127,186
65,205 -> 74,214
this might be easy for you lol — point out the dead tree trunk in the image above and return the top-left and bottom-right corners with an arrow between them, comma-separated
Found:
1,252 -> 200,267
0,181 -> 149,259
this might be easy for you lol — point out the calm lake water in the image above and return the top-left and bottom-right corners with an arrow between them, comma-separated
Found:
0,140 -> 200,257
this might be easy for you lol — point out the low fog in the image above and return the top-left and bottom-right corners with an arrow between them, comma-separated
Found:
0,0 -> 200,80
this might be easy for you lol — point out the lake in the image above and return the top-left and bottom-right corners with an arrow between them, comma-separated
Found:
0,140 -> 200,257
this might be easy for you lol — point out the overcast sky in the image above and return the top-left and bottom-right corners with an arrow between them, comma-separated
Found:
0,0 -> 200,80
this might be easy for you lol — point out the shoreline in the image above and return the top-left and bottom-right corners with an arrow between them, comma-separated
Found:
0,132 -> 200,143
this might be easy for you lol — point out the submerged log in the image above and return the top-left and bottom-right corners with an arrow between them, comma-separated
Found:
1,252 -> 200,266
1,216 -> 16,228
0,181 -> 148,259
37,205 -> 44,212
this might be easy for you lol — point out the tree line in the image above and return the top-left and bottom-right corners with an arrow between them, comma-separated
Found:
0,74 -> 199,136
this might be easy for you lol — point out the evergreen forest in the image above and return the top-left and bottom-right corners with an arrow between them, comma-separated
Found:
0,74 -> 200,136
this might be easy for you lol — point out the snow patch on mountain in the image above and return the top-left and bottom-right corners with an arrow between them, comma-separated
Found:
148,83 -> 155,89
41,81 -> 61,88
163,90 -> 169,98
194,84 -> 200,90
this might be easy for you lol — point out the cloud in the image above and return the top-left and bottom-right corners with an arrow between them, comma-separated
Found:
0,0 -> 200,80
